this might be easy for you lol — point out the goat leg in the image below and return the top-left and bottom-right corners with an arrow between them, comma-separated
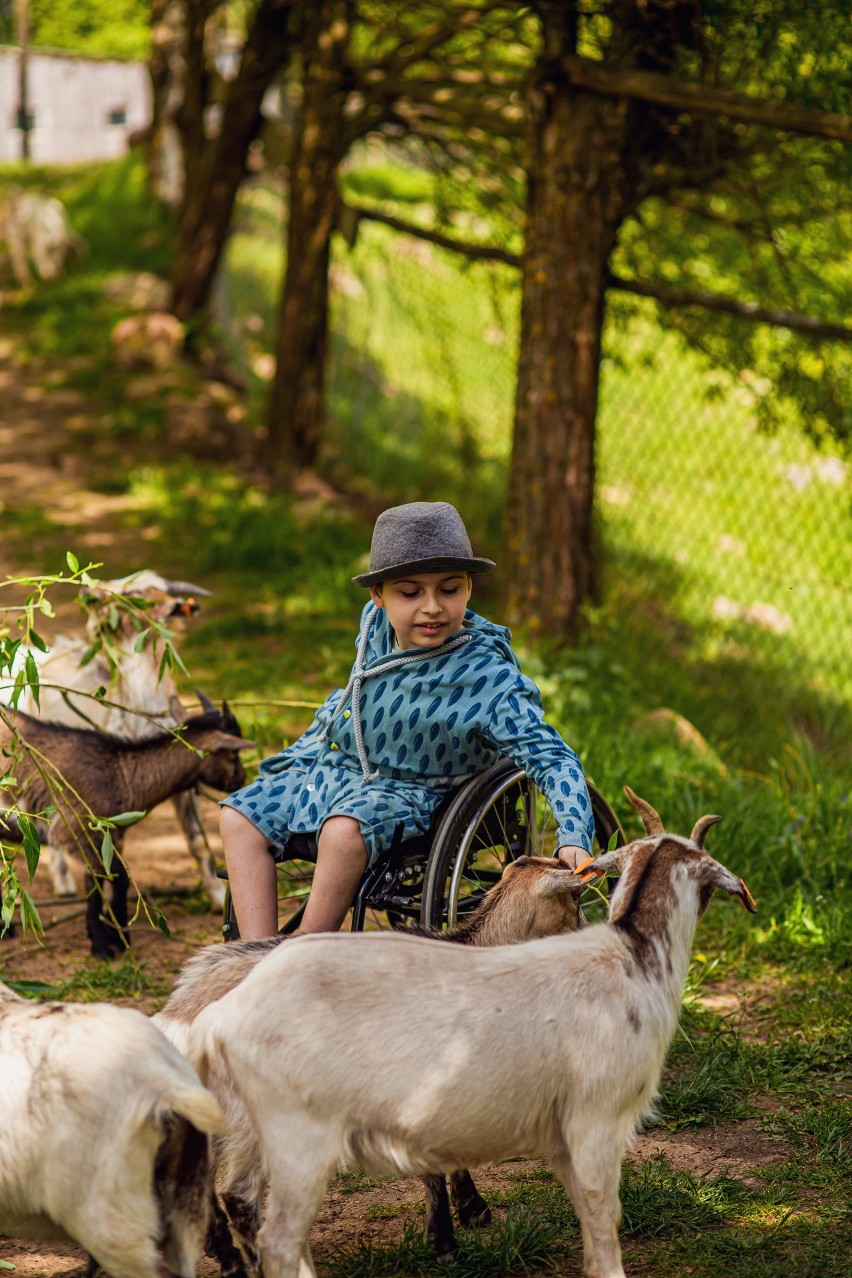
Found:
104,839 -> 131,955
210,1190 -> 262,1278
450,1168 -> 491,1227
422,1174 -> 459,1263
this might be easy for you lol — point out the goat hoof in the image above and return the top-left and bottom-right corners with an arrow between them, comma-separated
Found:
457,1201 -> 490,1228
436,1250 -> 458,1266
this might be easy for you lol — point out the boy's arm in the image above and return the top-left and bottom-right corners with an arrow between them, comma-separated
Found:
482,670 -> 596,856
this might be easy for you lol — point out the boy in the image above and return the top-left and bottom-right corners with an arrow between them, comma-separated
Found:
221,502 -> 594,937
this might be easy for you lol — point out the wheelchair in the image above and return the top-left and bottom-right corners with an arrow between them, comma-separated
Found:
223,759 -> 623,940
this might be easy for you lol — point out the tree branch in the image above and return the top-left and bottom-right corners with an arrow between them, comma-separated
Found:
561,54 -> 852,144
345,202 -> 852,342
606,276 -> 852,341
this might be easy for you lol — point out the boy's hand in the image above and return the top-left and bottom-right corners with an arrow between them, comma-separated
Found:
556,845 -> 590,870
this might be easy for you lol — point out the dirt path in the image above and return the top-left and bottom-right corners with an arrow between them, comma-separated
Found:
0,335 -> 794,1276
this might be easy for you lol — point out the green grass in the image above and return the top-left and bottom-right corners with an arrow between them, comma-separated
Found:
3,958 -> 170,1003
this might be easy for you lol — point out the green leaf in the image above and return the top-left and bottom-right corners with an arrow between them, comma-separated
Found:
38,598 -> 55,618
78,641 -> 100,668
108,810 -> 147,827
156,910 -> 172,938
2,978 -> 57,997
18,888 -> 43,937
133,628 -> 151,652
25,651 -> 40,708
10,667 -> 26,708
0,1256 -> 17,1269
17,814 -> 41,882
28,629 -> 48,653
101,828 -> 114,876
608,830 -> 621,851
66,550 -> 79,572
1,884 -> 17,933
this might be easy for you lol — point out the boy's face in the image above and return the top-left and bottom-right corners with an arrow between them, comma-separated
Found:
370,572 -> 472,650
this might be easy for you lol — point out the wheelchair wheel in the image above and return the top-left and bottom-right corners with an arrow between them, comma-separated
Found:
419,759 -> 622,931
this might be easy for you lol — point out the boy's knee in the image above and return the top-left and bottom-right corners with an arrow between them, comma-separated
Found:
319,816 -> 366,855
220,804 -> 261,844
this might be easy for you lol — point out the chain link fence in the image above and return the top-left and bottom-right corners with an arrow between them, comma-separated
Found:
325,221 -> 851,732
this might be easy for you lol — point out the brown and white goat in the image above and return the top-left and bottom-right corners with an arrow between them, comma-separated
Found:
0,979 -> 223,1278
5,570 -> 227,906
184,789 -> 757,1278
154,855 -> 585,1274
0,697 -> 253,959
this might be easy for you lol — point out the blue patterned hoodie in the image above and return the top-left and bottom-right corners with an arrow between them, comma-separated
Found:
224,603 -> 594,863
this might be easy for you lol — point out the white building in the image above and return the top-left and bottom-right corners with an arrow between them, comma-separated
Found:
0,47 -> 151,164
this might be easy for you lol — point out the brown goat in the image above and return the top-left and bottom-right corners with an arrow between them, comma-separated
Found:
0,697 -> 253,959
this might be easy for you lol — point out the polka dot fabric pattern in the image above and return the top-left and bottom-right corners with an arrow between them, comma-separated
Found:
223,604 -> 595,864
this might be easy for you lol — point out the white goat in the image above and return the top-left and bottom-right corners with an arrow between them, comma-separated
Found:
0,979 -> 223,1278
185,789 -> 757,1278
155,854 -> 586,1274
4,569 -> 226,906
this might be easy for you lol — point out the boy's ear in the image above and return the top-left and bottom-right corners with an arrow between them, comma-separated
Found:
370,584 -> 385,608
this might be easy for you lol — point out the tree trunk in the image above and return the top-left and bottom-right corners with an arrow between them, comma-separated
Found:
170,0 -> 298,321
263,0 -> 353,476
504,1 -> 691,637
504,75 -> 634,636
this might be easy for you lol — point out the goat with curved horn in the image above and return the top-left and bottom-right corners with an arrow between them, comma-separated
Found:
690,814 -> 723,847
623,786 -> 665,835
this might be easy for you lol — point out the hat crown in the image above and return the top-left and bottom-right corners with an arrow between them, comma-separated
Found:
371,502 -> 472,570
352,501 -> 495,587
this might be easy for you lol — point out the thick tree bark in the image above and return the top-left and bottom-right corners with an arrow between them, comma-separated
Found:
263,0 -> 353,475
504,76 -> 632,637
147,0 -> 190,205
170,0 -> 298,322
504,0 -> 693,637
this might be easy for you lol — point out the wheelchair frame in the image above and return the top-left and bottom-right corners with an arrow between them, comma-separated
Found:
222,760 -> 623,940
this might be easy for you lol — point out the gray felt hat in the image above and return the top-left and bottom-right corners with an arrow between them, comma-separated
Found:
352,502 -> 496,587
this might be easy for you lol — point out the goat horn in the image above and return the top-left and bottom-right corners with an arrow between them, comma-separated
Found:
194,688 -> 217,713
690,814 -> 723,847
623,786 -> 665,835
166,579 -> 213,598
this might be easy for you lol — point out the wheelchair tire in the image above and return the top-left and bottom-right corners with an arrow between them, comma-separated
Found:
419,759 -> 623,931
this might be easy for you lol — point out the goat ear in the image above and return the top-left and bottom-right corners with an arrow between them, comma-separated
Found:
208,731 -> 256,752
532,868 -> 585,898
169,694 -> 188,722
166,578 -> 213,598
573,846 -> 623,882
693,857 -> 757,913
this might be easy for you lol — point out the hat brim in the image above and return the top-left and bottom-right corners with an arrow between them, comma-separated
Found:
352,555 -> 496,588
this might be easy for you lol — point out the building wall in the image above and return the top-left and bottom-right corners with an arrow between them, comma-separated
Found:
0,48 -> 151,164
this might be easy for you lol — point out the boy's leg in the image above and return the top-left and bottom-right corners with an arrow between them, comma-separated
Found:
221,806 -> 279,939
297,817 -> 368,934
